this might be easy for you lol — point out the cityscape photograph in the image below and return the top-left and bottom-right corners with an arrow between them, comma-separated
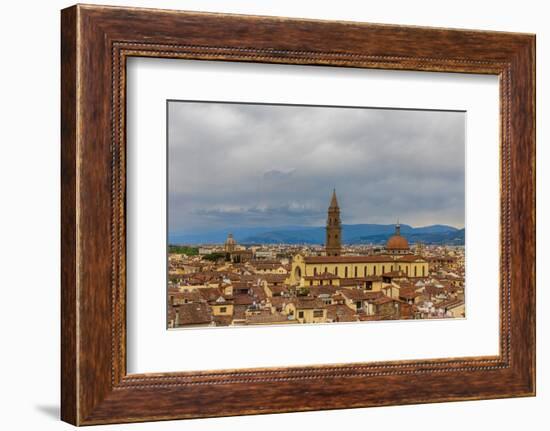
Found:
167,101 -> 466,329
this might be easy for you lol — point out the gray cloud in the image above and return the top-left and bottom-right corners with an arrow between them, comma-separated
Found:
168,101 -> 465,234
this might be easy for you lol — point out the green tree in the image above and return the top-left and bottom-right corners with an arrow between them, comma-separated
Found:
168,245 -> 199,256
297,287 -> 310,296
202,252 -> 226,262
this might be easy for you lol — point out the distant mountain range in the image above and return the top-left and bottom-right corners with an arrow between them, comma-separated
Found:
169,224 -> 465,246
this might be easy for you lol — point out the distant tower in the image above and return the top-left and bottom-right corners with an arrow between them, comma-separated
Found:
224,233 -> 236,253
326,189 -> 342,256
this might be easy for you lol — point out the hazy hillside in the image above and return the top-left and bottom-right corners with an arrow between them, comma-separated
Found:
170,224 -> 464,245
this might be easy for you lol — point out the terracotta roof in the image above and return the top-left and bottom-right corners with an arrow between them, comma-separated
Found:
253,263 -> 284,270
326,304 -> 357,322
309,286 -> 339,297
292,297 -> 326,309
399,287 -> 422,300
305,254 -> 426,264
249,259 -> 280,266
173,303 -> 212,326
268,296 -> 289,307
339,289 -> 384,301
232,281 -> 252,289
246,313 -> 296,325
304,255 -> 396,264
249,286 -> 267,302
259,274 -> 288,283
233,294 -> 255,306
396,255 -> 426,262
197,287 -> 223,302
371,295 -> 395,305
423,285 -> 446,296
338,277 -> 382,287
339,279 -> 366,288
169,290 -> 202,304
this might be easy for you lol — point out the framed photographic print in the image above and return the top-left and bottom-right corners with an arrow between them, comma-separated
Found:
163,100 -> 465,329
61,4 -> 535,425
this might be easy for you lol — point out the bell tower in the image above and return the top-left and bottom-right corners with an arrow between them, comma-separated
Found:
325,189 -> 342,256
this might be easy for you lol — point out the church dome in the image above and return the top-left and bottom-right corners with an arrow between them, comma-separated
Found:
386,234 -> 409,250
386,222 -> 409,250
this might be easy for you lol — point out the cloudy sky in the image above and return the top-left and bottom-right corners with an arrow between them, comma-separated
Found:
168,101 -> 465,234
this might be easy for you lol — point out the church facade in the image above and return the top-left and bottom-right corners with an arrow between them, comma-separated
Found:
288,190 -> 429,286
223,233 -> 253,263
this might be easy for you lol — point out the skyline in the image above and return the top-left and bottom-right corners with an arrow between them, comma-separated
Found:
168,101 -> 465,237
167,220 -> 465,245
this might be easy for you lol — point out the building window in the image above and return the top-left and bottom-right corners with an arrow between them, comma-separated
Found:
220,307 -> 227,313
364,266 -> 367,277
382,265 -> 385,274
345,267 -> 348,277
335,267 -> 338,276
354,267 -> 358,277
298,311 -> 304,319
356,301 -> 362,310
414,266 -> 417,277
422,266 -> 425,276
314,267 -> 317,276
313,310 -> 323,318
373,266 -> 376,275
324,266 -> 328,273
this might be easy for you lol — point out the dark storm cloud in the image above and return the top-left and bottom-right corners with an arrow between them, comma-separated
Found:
168,102 -> 465,233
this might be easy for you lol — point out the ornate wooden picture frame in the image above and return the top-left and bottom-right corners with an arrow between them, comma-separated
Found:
61,4 -> 535,425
